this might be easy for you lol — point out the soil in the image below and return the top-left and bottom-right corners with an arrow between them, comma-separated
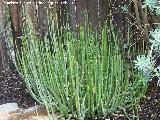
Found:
0,71 -> 160,120
109,79 -> 160,120
0,70 -> 38,108
138,79 -> 160,120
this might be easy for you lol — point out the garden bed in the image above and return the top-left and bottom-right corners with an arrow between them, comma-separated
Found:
0,70 -> 38,108
110,79 -> 160,120
0,71 -> 160,120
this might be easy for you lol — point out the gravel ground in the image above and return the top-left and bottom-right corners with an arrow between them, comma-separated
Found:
0,71 -> 160,119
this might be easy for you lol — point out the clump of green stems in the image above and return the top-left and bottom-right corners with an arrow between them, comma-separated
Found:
16,20 -> 147,120
134,0 -> 160,84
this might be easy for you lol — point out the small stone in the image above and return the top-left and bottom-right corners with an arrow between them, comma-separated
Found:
0,103 -> 20,120
0,103 -> 19,114
22,106 -> 48,116
9,106 -> 48,119
0,103 -> 49,120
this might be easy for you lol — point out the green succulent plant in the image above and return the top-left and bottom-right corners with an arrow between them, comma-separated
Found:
144,0 -> 160,15
16,20 -> 147,119
150,27 -> 160,47
134,55 -> 153,80
134,1 -> 160,84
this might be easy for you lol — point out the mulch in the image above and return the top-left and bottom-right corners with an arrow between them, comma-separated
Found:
138,79 -> 160,120
0,71 -> 160,119
109,79 -> 160,120
0,70 -> 38,108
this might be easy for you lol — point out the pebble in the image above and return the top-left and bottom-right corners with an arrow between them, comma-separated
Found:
0,103 -> 49,120
0,103 -> 19,113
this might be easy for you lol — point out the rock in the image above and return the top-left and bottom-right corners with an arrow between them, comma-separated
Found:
0,103 -> 49,120
0,114 -> 11,120
9,106 -> 48,120
0,103 -> 19,113
23,106 -> 48,116
0,103 -> 19,120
